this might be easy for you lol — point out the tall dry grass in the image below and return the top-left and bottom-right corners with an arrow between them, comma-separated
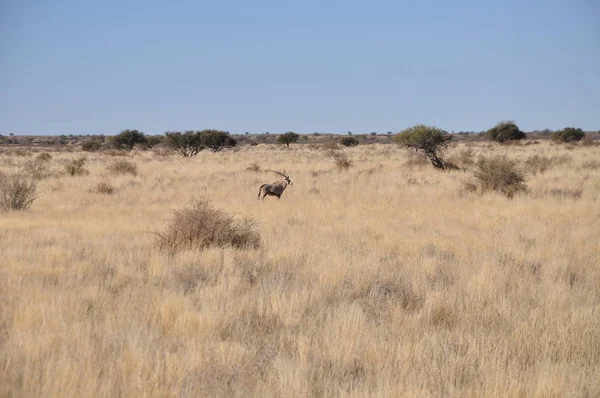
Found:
0,141 -> 599,397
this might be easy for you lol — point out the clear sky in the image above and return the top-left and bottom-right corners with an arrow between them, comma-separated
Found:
1,0 -> 599,135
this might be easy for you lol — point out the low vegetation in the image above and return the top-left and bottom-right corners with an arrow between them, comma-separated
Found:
64,156 -> 88,176
463,155 -> 527,198
0,169 -> 37,211
0,141 -> 598,396
157,200 -> 261,253
107,160 -> 137,176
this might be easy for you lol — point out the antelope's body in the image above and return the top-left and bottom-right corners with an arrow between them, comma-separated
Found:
258,171 -> 292,200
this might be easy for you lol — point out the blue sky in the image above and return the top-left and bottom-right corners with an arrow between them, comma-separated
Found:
1,0 -> 599,135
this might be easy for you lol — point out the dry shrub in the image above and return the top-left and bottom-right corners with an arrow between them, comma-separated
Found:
23,159 -> 51,180
101,149 -> 129,157
93,180 -> 115,195
581,135 -> 596,146
463,156 -> 527,198
525,155 -> 571,175
332,152 -> 352,171
320,141 -> 340,150
152,146 -> 174,157
246,162 -> 261,172
582,160 -> 600,170
107,160 -> 137,176
11,148 -> 30,157
36,152 -> 52,162
0,169 -> 37,211
157,200 -> 261,253
546,188 -> 582,199
65,156 -> 88,176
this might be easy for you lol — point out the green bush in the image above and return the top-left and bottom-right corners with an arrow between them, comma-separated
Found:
340,137 -> 359,147
394,125 -> 452,169
486,121 -> 526,143
109,129 -> 147,151
277,132 -> 300,147
552,127 -> 585,143
200,130 -> 236,152
165,131 -> 204,157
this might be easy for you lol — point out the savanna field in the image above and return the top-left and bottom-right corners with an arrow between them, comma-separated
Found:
1,141 -> 599,397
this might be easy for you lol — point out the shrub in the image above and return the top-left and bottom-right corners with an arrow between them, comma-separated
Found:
200,130 -> 237,152
486,121 -> 526,143
65,156 -> 88,176
340,136 -> 359,147
93,180 -> 115,194
552,127 -> 585,143
332,152 -> 352,171
524,155 -> 554,175
109,129 -> 147,151
36,152 -> 52,162
82,140 -> 102,152
0,169 -> 37,211
277,132 -> 300,148
107,160 -> 137,176
394,124 -> 452,169
582,160 -> 600,170
581,135 -> 595,146
146,135 -> 164,148
246,162 -> 261,172
463,156 -> 527,198
157,200 -> 261,253
23,159 -> 51,180
165,131 -> 204,157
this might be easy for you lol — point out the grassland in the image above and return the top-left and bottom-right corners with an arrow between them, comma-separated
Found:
1,141 -> 599,397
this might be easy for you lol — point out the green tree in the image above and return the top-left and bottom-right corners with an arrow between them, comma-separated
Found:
110,129 -> 147,151
552,127 -> 585,143
394,124 -> 452,169
146,135 -> 165,148
200,130 -> 237,152
277,132 -> 300,147
340,136 -> 359,147
486,121 -> 526,143
165,131 -> 204,157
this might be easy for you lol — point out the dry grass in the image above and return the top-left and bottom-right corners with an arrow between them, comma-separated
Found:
107,159 -> 138,176
0,142 -> 599,397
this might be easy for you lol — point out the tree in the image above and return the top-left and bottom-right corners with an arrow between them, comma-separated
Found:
165,131 -> 205,157
552,127 -> 585,143
200,129 -> 236,152
486,121 -> 525,143
394,124 -> 452,169
146,135 -> 164,148
340,136 -> 359,147
110,129 -> 147,151
277,132 -> 299,147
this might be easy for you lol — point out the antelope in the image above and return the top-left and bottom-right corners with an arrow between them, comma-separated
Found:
257,170 -> 292,200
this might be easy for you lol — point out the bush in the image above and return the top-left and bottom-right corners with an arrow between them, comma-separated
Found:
109,129 -> 147,151
82,140 -> 102,152
0,169 -> 37,211
157,200 -> 261,253
107,160 -> 137,176
394,124 -> 452,169
93,180 -> 115,194
146,135 -> 164,148
332,152 -> 353,171
340,136 -> 359,147
23,159 -> 51,180
552,127 -> 585,143
277,132 -> 300,148
582,160 -> 600,170
165,131 -> 205,157
200,130 -> 237,152
246,162 -> 261,172
65,156 -> 88,176
486,121 -> 526,143
36,152 -> 52,162
463,156 -> 527,198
